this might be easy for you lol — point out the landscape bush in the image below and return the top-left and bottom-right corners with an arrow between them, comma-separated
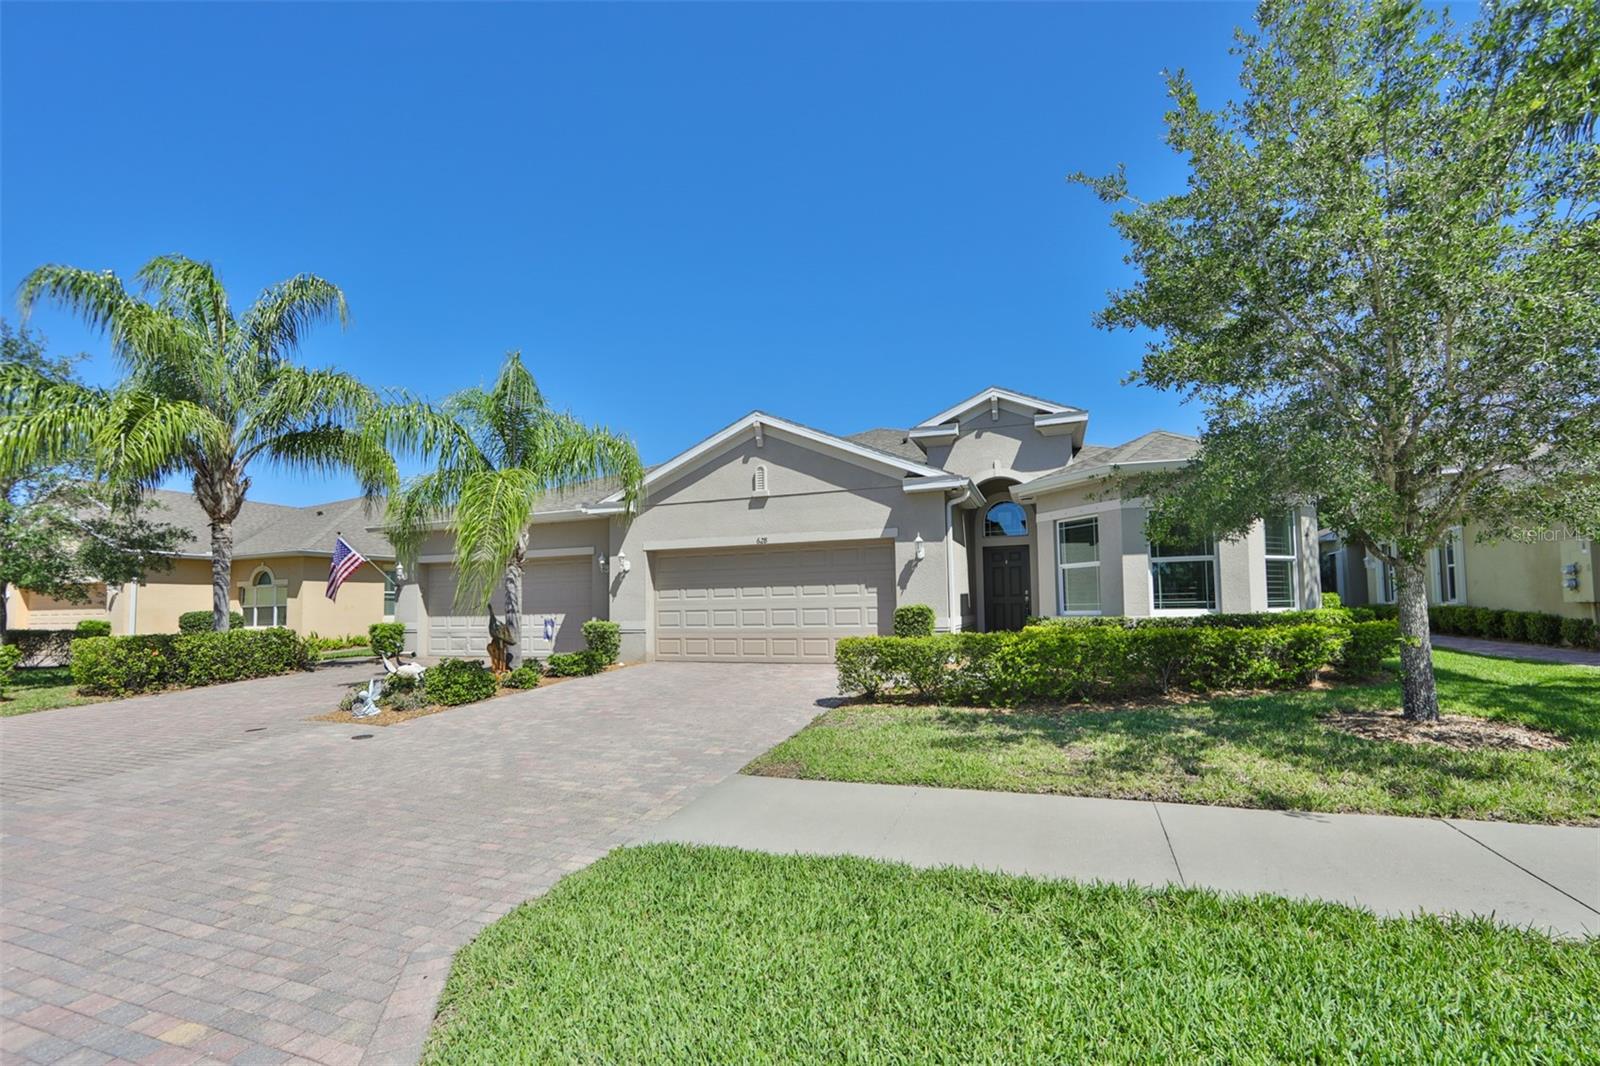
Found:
70,628 -> 309,696
503,663 -> 542,689
0,644 -> 22,696
836,621 -> 1361,706
74,619 -> 112,637
1321,591 -> 1341,608
1340,621 -> 1401,676
1429,605 -> 1580,647
178,610 -> 244,633
3,629 -> 75,667
305,631 -> 369,653
893,604 -> 936,638
369,621 -> 406,660
423,658 -> 498,706
581,619 -> 622,665
1028,607 -> 1354,631
545,651 -> 606,677
1561,616 -> 1598,650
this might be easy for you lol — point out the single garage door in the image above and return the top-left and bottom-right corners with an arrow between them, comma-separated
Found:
653,541 -> 893,663
425,556 -> 596,658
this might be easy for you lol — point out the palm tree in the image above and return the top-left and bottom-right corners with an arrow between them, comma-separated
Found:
4,255 -> 394,630
384,352 -> 643,669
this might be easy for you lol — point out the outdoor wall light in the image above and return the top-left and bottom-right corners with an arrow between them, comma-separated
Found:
616,551 -> 631,574
914,534 -> 925,561
598,554 -> 608,572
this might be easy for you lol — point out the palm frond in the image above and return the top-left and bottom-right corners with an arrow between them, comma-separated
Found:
0,363 -> 109,478
384,466 -> 475,572
257,425 -> 397,500
134,255 -> 234,348
526,412 -> 645,513
450,467 -> 543,611
17,265 -> 132,335
240,365 -> 377,448
91,389 -> 228,487
241,274 -> 349,360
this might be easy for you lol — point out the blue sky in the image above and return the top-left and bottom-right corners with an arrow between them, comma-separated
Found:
2,2 -> 1250,505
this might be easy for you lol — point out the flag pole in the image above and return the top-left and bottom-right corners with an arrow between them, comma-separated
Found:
336,533 -> 394,581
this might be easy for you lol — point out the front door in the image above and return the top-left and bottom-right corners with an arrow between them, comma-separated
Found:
983,546 -> 1030,631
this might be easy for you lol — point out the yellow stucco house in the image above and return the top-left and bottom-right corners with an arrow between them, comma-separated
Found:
6,490 -> 398,638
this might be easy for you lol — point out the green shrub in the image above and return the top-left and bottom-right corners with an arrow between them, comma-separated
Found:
69,629 -> 308,695
74,618 -> 112,637
1339,621 -> 1399,677
503,663 -> 543,689
1469,607 -> 1498,637
835,622 -> 1352,706
1321,591 -> 1341,608
178,610 -> 244,633
384,671 -> 419,693
306,631 -> 370,653
1561,616 -> 1598,650
369,621 -> 406,659
1368,604 -> 1400,621
1498,611 -> 1530,642
0,644 -> 21,696
70,634 -> 175,695
545,650 -> 606,677
893,604 -> 937,638
423,658 -> 498,706
581,619 -> 622,665
1523,613 -> 1564,646
1027,608 -> 1354,631
4,629 -> 75,667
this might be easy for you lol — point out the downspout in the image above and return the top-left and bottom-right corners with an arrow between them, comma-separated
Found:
945,485 -> 974,633
127,580 -> 138,636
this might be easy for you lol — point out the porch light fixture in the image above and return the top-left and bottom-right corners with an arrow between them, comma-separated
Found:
914,534 -> 925,561
616,551 -> 631,574
598,554 -> 608,572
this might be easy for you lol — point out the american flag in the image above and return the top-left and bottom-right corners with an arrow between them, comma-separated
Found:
327,536 -> 367,601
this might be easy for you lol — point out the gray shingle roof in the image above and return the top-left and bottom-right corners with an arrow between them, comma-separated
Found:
142,489 -> 395,561
844,428 -> 925,462
1065,430 -> 1199,477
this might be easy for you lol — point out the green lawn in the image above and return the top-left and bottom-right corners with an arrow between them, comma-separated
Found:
0,667 -> 100,717
425,845 -> 1598,1064
745,650 -> 1600,824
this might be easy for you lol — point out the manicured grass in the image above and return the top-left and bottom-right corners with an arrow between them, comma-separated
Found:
424,845 -> 1598,1064
745,650 -> 1600,824
0,667 -> 102,717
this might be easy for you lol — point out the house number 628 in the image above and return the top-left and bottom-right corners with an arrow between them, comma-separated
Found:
755,536 -> 768,544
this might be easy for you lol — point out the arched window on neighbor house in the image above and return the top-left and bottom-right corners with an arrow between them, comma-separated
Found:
242,567 -> 286,628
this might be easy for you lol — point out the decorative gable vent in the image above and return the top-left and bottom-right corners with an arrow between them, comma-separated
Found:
753,464 -> 769,496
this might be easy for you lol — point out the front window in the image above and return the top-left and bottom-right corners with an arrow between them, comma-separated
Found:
1374,549 -> 1396,604
984,501 -> 1028,537
1056,517 -> 1100,614
242,568 -> 286,627
1150,533 -> 1217,612
1263,512 -> 1298,610
1434,529 -> 1462,603
383,570 -> 398,619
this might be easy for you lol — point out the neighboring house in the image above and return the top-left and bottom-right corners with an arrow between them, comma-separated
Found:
1320,526 -> 1599,624
5,584 -> 109,630
393,387 -> 1321,663
6,490 -> 398,637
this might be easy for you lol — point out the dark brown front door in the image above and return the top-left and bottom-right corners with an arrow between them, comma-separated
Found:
983,546 -> 1030,631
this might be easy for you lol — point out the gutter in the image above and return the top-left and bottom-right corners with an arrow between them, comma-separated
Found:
945,484 -> 977,632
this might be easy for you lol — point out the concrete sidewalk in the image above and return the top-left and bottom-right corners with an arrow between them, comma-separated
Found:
643,776 -> 1600,938
1433,633 -> 1600,666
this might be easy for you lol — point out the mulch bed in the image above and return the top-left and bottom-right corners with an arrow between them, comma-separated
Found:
1322,709 -> 1568,752
310,662 -> 633,727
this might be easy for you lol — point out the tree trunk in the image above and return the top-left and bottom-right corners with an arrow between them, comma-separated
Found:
1395,553 -> 1439,721
210,519 -> 234,632
502,540 -> 526,670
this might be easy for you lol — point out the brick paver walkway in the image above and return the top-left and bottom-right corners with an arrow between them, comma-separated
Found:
1432,633 -> 1600,667
1,662 -> 831,1065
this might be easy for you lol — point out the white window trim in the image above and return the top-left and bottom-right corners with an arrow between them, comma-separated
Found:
1148,538 -> 1219,614
1056,516 -> 1102,616
1370,546 -> 1397,605
383,569 -> 398,622
1263,512 -> 1299,611
241,566 -> 288,628
1433,527 -> 1465,605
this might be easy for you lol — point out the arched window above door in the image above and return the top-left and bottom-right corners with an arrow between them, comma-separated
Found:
984,501 -> 1028,538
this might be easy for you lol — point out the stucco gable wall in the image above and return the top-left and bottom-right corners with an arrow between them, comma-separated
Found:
921,405 -> 1076,481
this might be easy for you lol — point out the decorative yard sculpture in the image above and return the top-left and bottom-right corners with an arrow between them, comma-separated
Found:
486,604 -> 517,675
350,678 -> 384,718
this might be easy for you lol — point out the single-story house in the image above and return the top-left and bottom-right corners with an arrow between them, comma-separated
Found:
5,490 -> 398,638
1320,525 -> 1599,624
392,387 -> 1321,663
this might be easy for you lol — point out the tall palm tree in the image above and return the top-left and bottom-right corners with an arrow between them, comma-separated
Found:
4,254 -> 394,630
385,352 -> 643,669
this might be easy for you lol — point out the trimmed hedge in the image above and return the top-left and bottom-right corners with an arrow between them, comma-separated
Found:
369,621 -> 406,659
581,619 -> 622,665
423,658 -> 498,706
835,620 -> 1388,706
893,604 -> 936,638
1427,604 -> 1596,649
503,663 -> 542,689
74,619 -> 111,637
3,629 -> 75,668
0,644 -> 21,696
545,651 -> 606,677
1028,607 -> 1356,631
178,610 -> 245,633
69,628 -> 310,696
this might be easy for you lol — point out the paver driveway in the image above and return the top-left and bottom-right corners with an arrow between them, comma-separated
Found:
1,661 -> 832,1065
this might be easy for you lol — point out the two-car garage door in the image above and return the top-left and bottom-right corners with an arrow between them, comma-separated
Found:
653,542 -> 893,663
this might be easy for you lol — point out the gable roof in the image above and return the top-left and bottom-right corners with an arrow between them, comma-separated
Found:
1014,430 -> 1199,498
142,489 -> 395,561
914,386 -> 1086,429
596,411 -> 959,506
844,427 -> 924,462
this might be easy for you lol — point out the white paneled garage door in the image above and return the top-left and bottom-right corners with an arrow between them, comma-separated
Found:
652,542 -> 893,663
425,556 -> 596,658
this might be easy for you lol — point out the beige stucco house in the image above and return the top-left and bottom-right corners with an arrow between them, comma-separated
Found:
5,491 -> 398,638
394,387 -> 1321,663
1321,524 -> 1599,624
